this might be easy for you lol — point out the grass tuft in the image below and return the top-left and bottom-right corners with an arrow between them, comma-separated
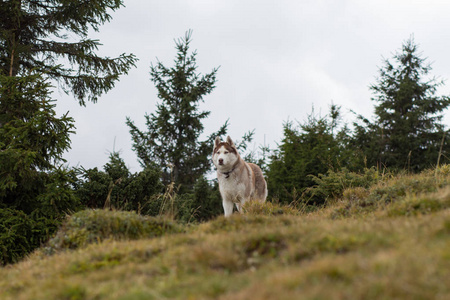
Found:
45,209 -> 182,254
242,200 -> 300,216
386,186 -> 450,216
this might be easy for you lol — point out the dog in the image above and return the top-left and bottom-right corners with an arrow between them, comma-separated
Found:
212,136 -> 268,217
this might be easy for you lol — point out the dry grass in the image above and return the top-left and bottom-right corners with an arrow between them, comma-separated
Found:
2,167 -> 450,299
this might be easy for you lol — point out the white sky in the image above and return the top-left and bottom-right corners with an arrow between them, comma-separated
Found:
55,0 -> 450,173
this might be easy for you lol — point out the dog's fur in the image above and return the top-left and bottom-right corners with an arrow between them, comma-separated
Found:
212,136 -> 267,217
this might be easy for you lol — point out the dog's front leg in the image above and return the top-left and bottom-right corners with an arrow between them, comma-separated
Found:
223,199 -> 234,217
235,202 -> 241,213
235,202 -> 245,214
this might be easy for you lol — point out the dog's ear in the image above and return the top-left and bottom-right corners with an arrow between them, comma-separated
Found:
226,136 -> 236,148
214,136 -> 221,148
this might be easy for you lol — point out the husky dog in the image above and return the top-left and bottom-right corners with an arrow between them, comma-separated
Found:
212,136 -> 267,217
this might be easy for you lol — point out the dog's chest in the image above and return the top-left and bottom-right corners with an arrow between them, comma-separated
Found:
218,174 -> 247,201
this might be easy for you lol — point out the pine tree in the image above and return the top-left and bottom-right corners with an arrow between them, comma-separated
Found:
1,0 -> 137,201
127,30 -> 227,190
355,37 -> 450,171
76,152 -> 163,212
0,0 -> 135,264
0,74 -> 76,212
0,72 -> 80,265
0,0 -> 137,105
267,105 -> 354,204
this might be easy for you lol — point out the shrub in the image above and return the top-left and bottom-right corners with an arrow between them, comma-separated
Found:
0,208 -> 57,265
0,208 -> 35,265
141,182 -> 193,221
140,177 -> 222,223
306,168 -> 380,204
75,153 -> 163,213
45,209 -> 183,254
189,176 -> 222,222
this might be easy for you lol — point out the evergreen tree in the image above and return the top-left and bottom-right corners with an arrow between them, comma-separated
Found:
0,74 -> 81,266
127,30 -> 227,190
354,37 -> 450,171
76,152 -> 163,212
267,105 -> 355,205
0,0 -> 137,105
0,73 -> 78,215
0,0 -> 135,264
1,0 -> 137,204
190,176 -> 222,222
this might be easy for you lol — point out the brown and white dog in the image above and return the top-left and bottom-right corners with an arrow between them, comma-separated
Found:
212,136 -> 267,217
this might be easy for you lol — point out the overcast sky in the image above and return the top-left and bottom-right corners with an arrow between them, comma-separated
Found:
55,0 -> 450,173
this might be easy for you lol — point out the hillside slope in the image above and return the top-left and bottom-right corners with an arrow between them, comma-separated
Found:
2,169 -> 450,299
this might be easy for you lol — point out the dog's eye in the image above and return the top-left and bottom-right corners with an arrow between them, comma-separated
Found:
224,151 -> 229,154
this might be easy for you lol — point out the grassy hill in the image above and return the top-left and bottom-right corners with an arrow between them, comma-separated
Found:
2,167 -> 450,299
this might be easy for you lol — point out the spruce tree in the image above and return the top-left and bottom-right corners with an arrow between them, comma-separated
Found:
0,73 -> 79,265
355,37 -> 450,171
127,31 -> 227,190
75,152 -> 163,212
1,0 -> 137,201
0,74 -> 76,212
0,0 -> 135,264
0,0 -> 137,105
267,105 -> 354,204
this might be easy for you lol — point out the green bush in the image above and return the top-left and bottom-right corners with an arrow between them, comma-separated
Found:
0,208 -> 57,265
140,177 -> 222,223
76,153 -> 163,212
0,208 -> 35,265
140,182 -> 193,221
190,176 -> 222,222
45,209 -> 183,254
306,167 -> 381,204
0,168 -> 80,265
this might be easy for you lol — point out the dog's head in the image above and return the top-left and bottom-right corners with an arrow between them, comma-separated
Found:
212,136 -> 239,170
